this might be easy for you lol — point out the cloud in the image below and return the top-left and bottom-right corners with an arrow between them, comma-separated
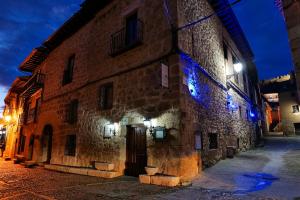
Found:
0,0 -> 83,109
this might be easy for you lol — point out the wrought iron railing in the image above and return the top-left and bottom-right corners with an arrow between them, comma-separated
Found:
110,20 -> 143,56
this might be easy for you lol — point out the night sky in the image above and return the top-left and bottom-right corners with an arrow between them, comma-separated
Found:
0,0 -> 294,112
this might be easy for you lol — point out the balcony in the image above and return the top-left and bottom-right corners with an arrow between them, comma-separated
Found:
21,73 -> 45,98
110,20 -> 143,56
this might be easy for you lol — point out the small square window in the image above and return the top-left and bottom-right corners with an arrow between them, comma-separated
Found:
99,83 -> 113,110
292,105 -> 299,113
209,133 -> 218,150
65,135 -> 76,156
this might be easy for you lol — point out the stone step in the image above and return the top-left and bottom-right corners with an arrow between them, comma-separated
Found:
94,162 -> 114,171
139,174 -> 180,187
44,164 -> 121,179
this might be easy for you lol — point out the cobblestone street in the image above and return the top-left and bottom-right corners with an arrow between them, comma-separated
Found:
0,137 -> 299,200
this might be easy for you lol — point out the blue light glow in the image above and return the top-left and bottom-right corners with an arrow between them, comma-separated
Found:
249,110 -> 255,118
227,93 -> 238,111
180,53 -> 211,108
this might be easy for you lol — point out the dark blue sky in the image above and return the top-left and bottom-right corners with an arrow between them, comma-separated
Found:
0,0 -> 294,109
231,0 -> 294,79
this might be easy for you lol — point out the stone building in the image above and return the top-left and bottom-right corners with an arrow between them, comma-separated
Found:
4,0 -> 260,183
2,77 -> 29,159
261,72 -> 300,135
282,0 -> 300,99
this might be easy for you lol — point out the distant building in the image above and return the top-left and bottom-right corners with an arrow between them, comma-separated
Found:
260,72 -> 300,135
3,0 -> 261,184
2,77 -> 29,159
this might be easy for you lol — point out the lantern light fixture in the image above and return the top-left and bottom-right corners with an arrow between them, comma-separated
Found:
233,62 -> 243,73
227,62 -> 244,80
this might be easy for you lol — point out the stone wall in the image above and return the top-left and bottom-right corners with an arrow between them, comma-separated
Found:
279,91 -> 300,135
283,0 -> 300,99
177,0 -> 257,170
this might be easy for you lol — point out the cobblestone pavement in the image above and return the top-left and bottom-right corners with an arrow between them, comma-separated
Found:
0,136 -> 299,200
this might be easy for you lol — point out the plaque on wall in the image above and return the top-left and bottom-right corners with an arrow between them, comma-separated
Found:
154,127 -> 166,140
195,132 -> 202,150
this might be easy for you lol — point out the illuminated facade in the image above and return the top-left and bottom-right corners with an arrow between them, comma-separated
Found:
4,0 -> 261,183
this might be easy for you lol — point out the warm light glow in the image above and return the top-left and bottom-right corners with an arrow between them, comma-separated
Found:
143,119 -> 151,128
233,62 -> 243,73
4,115 -> 11,122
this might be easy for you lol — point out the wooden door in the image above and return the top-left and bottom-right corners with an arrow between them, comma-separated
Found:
125,126 -> 147,177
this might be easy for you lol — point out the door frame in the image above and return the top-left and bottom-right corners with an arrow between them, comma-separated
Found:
42,125 -> 53,164
125,125 -> 147,177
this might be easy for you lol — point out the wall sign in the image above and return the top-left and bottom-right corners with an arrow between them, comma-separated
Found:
154,127 -> 166,140
161,63 -> 169,88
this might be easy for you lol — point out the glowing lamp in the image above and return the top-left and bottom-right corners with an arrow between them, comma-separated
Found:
143,118 -> 155,136
4,115 -> 11,122
249,110 -> 255,118
143,119 -> 152,128
233,62 -> 243,73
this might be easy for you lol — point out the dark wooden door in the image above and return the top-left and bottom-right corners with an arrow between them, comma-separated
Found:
125,126 -> 147,177
294,123 -> 300,135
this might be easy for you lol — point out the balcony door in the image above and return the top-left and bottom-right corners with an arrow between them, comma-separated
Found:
125,12 -> 138,46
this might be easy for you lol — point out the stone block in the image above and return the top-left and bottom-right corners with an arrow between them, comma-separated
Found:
87,169 -> 120,178
68,167 -> 89,176
24,161 -> 37,168
94,162 -> 114,171
150,175 -> 180,187
139,174 -> 151,184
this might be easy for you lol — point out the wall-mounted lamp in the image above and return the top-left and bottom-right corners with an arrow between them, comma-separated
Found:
144,118 -> 154,136
104,123 -> 117,138
249,110 -> 255,118
226,62 -> 244,80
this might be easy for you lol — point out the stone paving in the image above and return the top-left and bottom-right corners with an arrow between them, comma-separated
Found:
0,136 -> 299,200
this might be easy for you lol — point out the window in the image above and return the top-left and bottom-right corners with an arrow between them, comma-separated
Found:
18,128 -> 26,153
62,55 -> 75,85
209,133 -> 218,149
243,72 -> 248,94
239,106 -> 242,118
99,83 -> 113,110
34,98 -> 42,122
292,105 -> 300,113
65,135 -> 76,156
223,42 -> 228,60
25,101 -> 31,123
66,100 -> 78,124
126,12 -> 138,46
